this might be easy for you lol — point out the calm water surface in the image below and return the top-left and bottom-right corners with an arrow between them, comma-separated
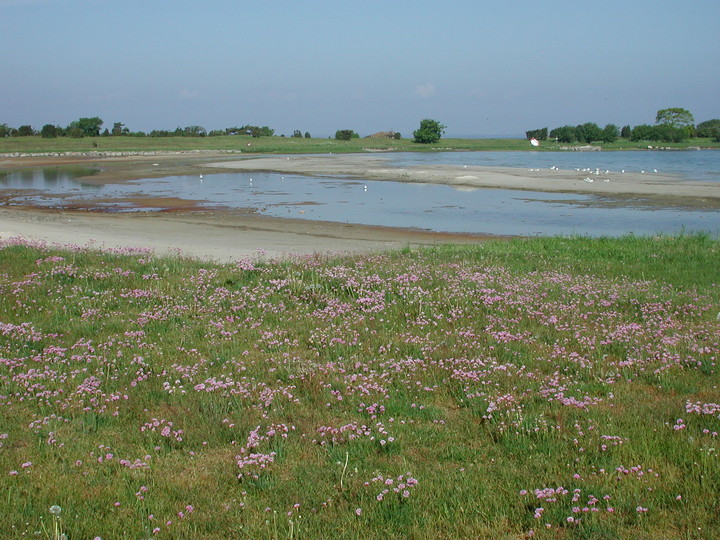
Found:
1,152 -> 718,237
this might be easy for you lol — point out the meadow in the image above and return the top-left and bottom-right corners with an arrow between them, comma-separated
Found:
1,134 -> 719,155
1,234 -> 719,538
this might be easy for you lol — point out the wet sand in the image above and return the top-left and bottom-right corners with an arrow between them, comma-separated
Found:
1,152 -> 717,261
0,204 -> 496,262
209,154 -> 720,205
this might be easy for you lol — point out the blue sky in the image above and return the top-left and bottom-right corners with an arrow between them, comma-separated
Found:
1,0 -> 718,137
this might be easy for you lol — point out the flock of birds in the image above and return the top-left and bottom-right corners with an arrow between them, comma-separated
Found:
193,164 -> 661,192
527,165 -> 659,184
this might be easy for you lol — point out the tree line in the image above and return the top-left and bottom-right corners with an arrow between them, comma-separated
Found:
526,108 -> 720,144
0,118 -> 289,139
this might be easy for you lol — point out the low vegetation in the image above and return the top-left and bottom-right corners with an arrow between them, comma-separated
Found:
2,133 -> 719,156
1,234 -> 719,538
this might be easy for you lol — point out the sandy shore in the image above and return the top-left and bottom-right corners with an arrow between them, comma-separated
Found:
1,152 -> 717,261
209,154 -> 720,204
0,205 -> 496,262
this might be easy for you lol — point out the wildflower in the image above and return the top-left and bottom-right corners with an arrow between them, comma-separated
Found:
49,505 -> 62,516
355,508 -> 362,516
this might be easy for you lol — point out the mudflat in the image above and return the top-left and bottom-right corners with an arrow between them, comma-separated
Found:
0,153 -> 500,261
1,152 -> 717,261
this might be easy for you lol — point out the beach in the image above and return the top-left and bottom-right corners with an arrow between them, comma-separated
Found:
1,152 -> 717,261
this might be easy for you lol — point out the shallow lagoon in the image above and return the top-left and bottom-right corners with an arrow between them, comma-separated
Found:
1,151 -> 718,237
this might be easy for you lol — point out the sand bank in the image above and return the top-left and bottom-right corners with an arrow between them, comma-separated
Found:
208,154 -> 720,203
0,206 -> 495,262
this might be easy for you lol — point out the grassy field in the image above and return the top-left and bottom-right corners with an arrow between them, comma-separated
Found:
2,135 -> 719,155
1,234 -> 719,538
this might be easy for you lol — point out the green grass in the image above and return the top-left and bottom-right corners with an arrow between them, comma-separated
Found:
2,134 -> 719,155
1,235 -> 719,538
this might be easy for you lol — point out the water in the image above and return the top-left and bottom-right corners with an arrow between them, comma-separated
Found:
1,152 -> 718,237
387,151 -> 720,183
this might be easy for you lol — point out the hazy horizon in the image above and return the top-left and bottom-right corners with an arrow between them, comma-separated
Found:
2,1 -> 718,137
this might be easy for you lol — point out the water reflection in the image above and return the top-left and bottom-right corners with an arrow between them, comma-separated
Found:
0,167 -> 101,190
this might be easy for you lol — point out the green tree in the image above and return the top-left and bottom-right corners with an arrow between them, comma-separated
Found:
656,107 -> 694,129
549,125 -> 576,143
67,127 -> 84,138
304,131 -> 311,139
575,122 -> 602,144
413,118 -> 446,144
182,125 -> 206,137
41,124 -> 58,138
0,123 -> 10,137
630,124 -> 655,141
335,129 -> 358,141
620,125 -> 632,138
525,127 -> 548,141
17,125 -> 35,136
67,117 -> 103,137
654,124 -> 689,142
696,119 -> 720,138
601,124 -> 619,143
292,130 -> 303,138
111,122 -> 128,136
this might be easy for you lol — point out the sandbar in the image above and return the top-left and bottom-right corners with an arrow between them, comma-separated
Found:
1,152 -> 717,261
208,154 -> 720,205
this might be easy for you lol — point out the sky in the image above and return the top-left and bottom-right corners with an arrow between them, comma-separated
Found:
1,0 -> 719,138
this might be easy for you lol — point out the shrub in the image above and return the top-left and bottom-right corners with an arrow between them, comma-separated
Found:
696,119 -> 720,138
601,124 -> 619,143
335,129 -> 359,141
40,124 -> 57,138
525,127 -> 548,141
413,119 -> 445,144
549,125 -> 576,143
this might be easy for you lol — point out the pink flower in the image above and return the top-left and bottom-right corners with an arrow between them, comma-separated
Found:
355,508 -> 362,516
